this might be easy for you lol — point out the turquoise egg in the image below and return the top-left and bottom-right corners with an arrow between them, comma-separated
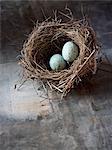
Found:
49,54 -> 66,71
62,41 -> 79,62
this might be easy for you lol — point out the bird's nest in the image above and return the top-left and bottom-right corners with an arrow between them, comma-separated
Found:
20,15 -> 100,98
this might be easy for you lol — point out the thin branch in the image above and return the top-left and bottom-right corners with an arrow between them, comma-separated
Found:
41,8 -> 47,20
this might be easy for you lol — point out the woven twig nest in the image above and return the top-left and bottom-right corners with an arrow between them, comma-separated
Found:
20,17 -> 100,98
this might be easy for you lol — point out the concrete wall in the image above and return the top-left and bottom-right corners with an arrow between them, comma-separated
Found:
1,1 -> 112,46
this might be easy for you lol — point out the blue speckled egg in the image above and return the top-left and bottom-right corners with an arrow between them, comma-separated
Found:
49,54 -> 66,71
62,41 -> 79,62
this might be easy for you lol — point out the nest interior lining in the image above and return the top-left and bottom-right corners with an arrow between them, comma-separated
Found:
34,34 -> 72,70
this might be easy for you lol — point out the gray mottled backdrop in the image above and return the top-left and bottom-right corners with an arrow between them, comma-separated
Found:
0,1 -> 112,150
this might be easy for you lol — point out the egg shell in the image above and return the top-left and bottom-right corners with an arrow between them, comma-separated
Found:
49,54 -> 66,71
62,41 -> 79,62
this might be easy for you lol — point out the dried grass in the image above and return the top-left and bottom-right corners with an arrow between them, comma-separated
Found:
19,12 -> 100,98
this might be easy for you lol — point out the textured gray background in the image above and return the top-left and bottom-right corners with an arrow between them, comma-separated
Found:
0,1 -> 112,150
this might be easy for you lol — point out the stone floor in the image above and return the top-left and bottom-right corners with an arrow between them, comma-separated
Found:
0,1 -> 112,150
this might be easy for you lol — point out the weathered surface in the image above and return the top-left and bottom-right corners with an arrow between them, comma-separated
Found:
0,1 -> 112,150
